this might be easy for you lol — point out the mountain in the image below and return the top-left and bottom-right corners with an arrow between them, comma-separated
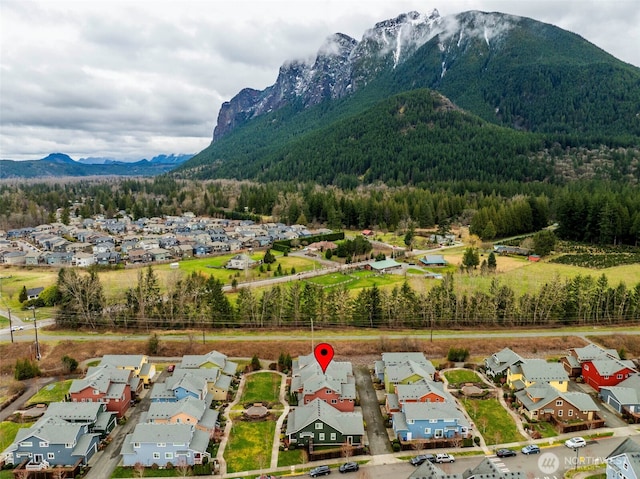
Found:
0,153 -> 193,179
178,10 -> 640,185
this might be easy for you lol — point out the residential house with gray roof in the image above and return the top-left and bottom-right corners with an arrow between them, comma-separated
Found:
4,415 -> 100,469
285,398 -> 364,448
44,401 -> 117,438
606,438 -> 640,479
121,423 -> 210,467
172,367 -> 233,401
600,374 -> 640,418
141,397 -> 218,438
507,359 -> 570,392
484,347 -> 524,378
392,401 -> 470,441
515,383 -> 599,422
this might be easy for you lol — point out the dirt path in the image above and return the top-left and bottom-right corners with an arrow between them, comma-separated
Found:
354,365 -> 392,455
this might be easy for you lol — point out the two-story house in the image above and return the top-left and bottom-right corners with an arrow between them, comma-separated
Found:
69,366 -> 133,418
285,398 -> 364,448
179,350 -> 238,376
581,357 -> 637,391
172,367 -> 233,401
5,416 -> 100,469
291,353 -> 356,411
142,397 -> 219,438
600,374 -> 640,418
392,402 -> 470,441
100,354 -> 156,387
515,383 -> 599,422
374,352 -> 436,393
121,423 -> 210,467
386,382 -> 455,415
562,343 -> 620,377
484,347 -> 524,378
44,401 -> 117,439
507,359 -> 570,392
150,374 -> 209,403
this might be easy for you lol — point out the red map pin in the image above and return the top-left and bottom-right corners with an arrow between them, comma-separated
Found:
314,343 -> 334,373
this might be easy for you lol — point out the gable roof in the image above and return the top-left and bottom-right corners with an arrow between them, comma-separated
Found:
571,343 -> 619,362
15,416 -> 83,445
395,382 -> 454,403
100,355 -> 148,370
608,438 -> 640,458
44,402 -> 104,422
400,402 -> 470,426
590,358 -> 637,376
601,375 -> 640,406
519,359 -> 569,383
516,384 -> 599,412
386,360 -> 435,384
286,398 -> 364,437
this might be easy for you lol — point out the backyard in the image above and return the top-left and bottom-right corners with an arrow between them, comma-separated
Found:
237,372 -> 282,406
25,379 -> 72,406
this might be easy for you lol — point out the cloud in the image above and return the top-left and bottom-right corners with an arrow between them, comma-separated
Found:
1,0 -> 638,161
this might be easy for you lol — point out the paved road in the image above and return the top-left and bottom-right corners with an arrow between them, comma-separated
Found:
354,366 -> 392,455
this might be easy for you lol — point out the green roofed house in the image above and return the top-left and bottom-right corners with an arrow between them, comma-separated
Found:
285,398 -> 364,448
365,258 -> 402,273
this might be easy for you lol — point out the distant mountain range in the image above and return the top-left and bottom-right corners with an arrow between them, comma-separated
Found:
177,9 -> 640,186
0,153 -> 193,179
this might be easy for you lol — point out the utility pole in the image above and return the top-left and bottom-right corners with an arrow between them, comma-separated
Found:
32,307 -> 41,360
8,308 -> 14,343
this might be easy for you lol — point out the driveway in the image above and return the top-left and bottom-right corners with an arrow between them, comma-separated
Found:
354,366 -> 392,455
569,380 -> 628,428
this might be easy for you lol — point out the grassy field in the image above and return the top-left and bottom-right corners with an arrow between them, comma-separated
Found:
225,419 -> 276,473
460,397 -> 526,445
277,448 -> 304,467
25,379 -> 72,405
0,421 -> 34,451
443,369 -> 484,385
238,372 -> 282,404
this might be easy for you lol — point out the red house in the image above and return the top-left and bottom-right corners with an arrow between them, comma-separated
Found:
581,357 -> 637,391
385,382 -> 453,414
302,375 -> 356,412
69,366 -> 133,417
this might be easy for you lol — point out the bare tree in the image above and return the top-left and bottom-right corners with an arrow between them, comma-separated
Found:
176,459 -> 192,477
133,462 -> 145,478
341,441 -> 355,460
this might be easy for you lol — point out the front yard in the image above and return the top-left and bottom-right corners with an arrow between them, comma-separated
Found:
443,369 -> 484,386
460,397 -> 526,445
25,379 -> 72,406
225,418 -> 277,473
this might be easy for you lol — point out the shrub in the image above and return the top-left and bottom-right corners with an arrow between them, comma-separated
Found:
62,355 -> 78,373
447,347 -> 470,362
15,358 -> 40,380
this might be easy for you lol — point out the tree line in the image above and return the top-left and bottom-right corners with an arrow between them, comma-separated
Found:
53,266 -> 640,331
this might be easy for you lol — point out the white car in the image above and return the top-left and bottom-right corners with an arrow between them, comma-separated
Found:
11,325 -> 24,331
565,437 -> 587,448
434,453 -> 455,463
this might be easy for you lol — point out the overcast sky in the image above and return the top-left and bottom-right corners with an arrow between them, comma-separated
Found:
1,0 -> 639,161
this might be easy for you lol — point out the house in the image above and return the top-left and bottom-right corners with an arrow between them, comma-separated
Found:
386,382 -> 455,414
562,343 -> 620,377
225,254 -> 258,270
600,374 -> 640,417
285,398 -> 364,448
4,415 -> 100,468
392,402 -> 470,441
150,374 -> 208,403
291,353 -> 355,411
383,359 -> 436,393
142,397 -> 219,438
606,438 -> 640,479
420,255 -> 448,267
72,251 -> 95,267
365,258 -> 402,273
121,423 -> 210,467
100,354 -> 156,386
300,374 -> 356,412
26,287 -> 45,301
581,357 -> 637,392
43,401 -> 117,439
172,367 -> 233,401
409,457 -> 524,479
69,366 -> 134,417
507,359 -> 570,392
484,347 -> 524,378
515,383 -> 599,422
179,350 -> 238,376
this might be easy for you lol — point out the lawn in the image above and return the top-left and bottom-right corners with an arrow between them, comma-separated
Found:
110,466 -> 189,477
277,448 -> 304,467
239,372 -> 282,405
0,421 -> 34,451
530,420 -> 557,438
460,397 -> 526,445
26,379 -> 72,406
443,369 -> 483,385
225,419 -> 276,473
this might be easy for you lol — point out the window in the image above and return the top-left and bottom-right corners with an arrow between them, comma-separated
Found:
331,399 -> 337,404
330,433 -> 336,441
47,453 -> 55,460
604,375 -> 610,380
558,410 -> 563,417
617,374 -> 623,379
65,443 -> 73,448
315,423 -> 323,430
39,441 -> 48,447
556,400 -> 563,406
165,452 -> 173,460
424,428 -> 431,435
407,420 -> 414,425
584,364 -> 589,371
319,433 -> 325,441
429,419 -> 438,423
93,389 -> 99,395
20,442 -> 33,447
157,442 -> 166,447
153,452 -> 160,459
568,410 -> 573,417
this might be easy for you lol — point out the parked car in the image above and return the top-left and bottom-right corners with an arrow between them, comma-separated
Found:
565,437 -> 587,448
521,444 -> 541,455
166,364 -> 175,372
496,448 -> 517,458
309,465 -> 331,477
11,325 -> 24,331
410,454 -> 435,466
339,462 -> 359,473
434,453 -> 455,463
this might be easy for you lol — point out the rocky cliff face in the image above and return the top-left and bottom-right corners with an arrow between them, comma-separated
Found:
212,9 -> 524,141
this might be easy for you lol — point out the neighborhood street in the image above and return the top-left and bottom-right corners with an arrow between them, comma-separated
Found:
354,366 -> 392,455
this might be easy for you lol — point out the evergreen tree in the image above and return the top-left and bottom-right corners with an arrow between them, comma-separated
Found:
19,286 -> 28,303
